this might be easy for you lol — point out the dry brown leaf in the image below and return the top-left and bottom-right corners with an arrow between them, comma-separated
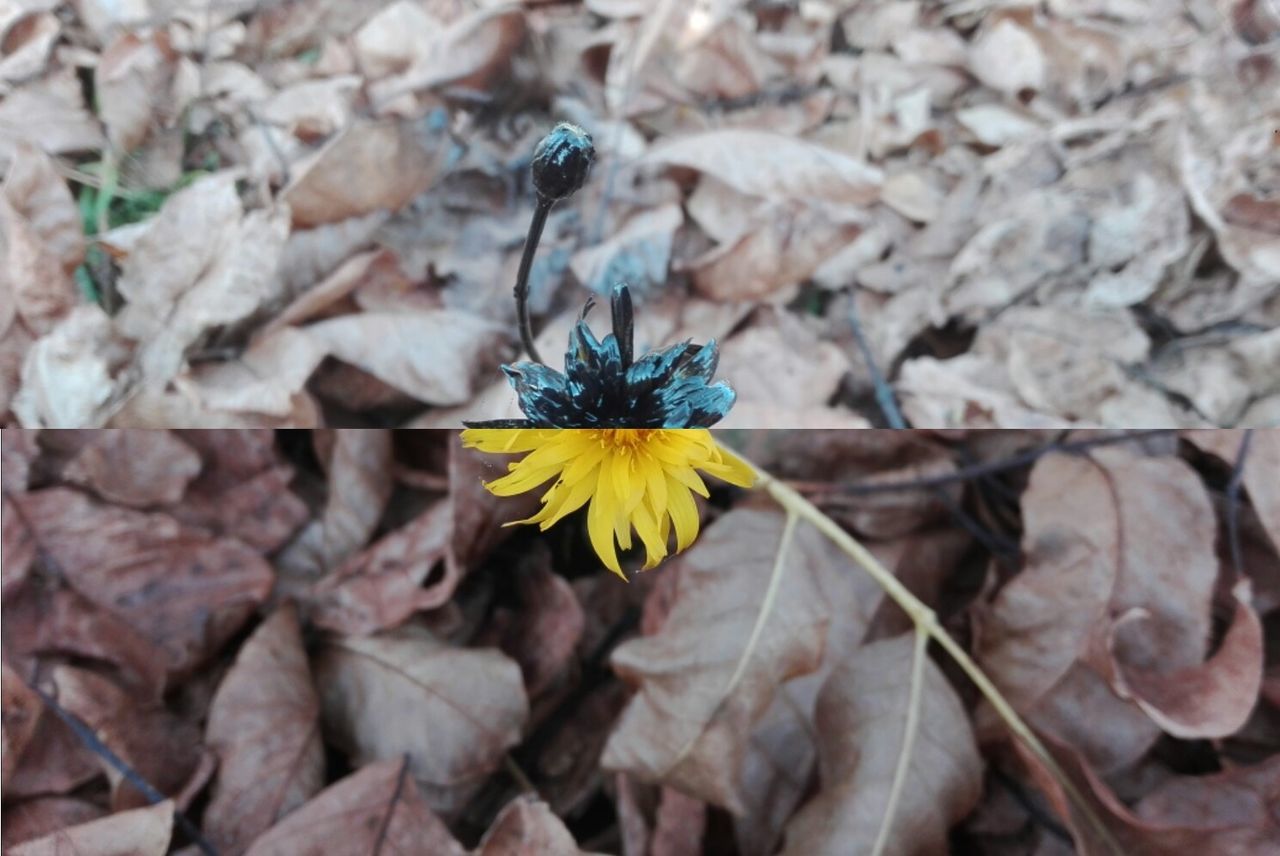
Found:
315,625 -> 528,815
11,304 -> 133,428
476,795 -> 598,856
204,605 -> 326,855
976,446 -> 1219,772
968,17 -> 1045,96
1,663 -> 42,788
116,172 -> 291,385
602,507 -> 871,812
7,799 -> 173,856
570,203 -> 682,297
715,309 -> 850,423
95,31 -> 179,153
367,8 -> 527,109
288,429 -> 395,578
168,430 -> 309,553
1136,756 -> 1280,842
780,634 -> 984,856
51,665 -> 200,811
1110,580 -> 1263,739
281,121 -> 448,227
309,499 -> 454,635
303,309 -> 506,406
481,551 -> 585,697
0,9 -> 59,84
0,194 -> 76,339
61,430 -> 202,507
1,797 -> 105,850
12,487 -> 275,679
0,67 -> 103,169
643,130 -> 882,206
171,326 -> 327,420
244,758 -> 465,856
3,586 -> 169,698
688,201 -> 864,302
2,143 -> 83,276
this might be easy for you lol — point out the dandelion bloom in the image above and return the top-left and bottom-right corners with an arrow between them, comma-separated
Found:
461,429 -> 754,578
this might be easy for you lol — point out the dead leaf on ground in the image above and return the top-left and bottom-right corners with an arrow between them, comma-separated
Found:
314,625 -> 528,815
60,430 -> 202,507
50,665 -> 200,811
204,605 -> 326,855
7,799 -> 174,856
1,796 -> 106,851
780,634 -> 984,856
475,795 -> 598,856
12,488 -> 275,679
244,758 -> 465,856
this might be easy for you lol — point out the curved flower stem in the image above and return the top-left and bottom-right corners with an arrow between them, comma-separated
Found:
871,623 -> 927,856
750,466 -> 1122,855
514,197 -> 554,365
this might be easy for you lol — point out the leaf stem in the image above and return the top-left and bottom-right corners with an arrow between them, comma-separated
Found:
751,466 -> 1123,855
514,198 -> 553,365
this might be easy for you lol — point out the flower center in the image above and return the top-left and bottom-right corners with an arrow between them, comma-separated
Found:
596,429 -> 656,449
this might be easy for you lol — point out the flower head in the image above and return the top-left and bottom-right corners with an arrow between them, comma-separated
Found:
531,122 -> 594,200
461,428 -> 755,579
472,285 -> 736,428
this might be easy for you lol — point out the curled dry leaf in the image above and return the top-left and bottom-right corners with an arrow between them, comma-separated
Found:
12,487 -> 274,679
1109,579 -> 1263,739
602,507 -> 868,812
303,310 -> 506,406
309,499 -> 454,635
50,665 -> 200,811
976,446 -> 1219,772
0,67 -> 103,169
6,799 -> 173,856
476,795 -> 598,856
281,120 -> 449,227
780,634 -> 984,856
204,605 -> 326,856
3,143 -> 84,278
61,430 -> 202,507
286,429 -> 395,578
243,758 -> 465,856
642,130 -> 883,206
11,305 -> 132,429
314,625 -> 528,815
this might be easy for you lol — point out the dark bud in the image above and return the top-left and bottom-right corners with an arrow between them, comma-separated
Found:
611,284 -> 634,369
531,122 -> 594,201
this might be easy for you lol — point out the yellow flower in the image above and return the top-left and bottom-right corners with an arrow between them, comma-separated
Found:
461,429 -> 755,579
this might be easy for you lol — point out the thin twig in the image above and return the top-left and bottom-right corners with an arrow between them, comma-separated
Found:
515,199 -> 553,364
1225,429 -> 1253,581
807,429 -> 1173,497
371,755 -> 411,856
848,297 -> 906,428
29,683 -> 218,856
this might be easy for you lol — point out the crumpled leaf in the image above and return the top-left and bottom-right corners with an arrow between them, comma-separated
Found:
61,430 -> 202,507
244,759 -> 465,856
1,663 -> 42,788
643,130 -> 882,206
1,797 -> 105,851
780,634 -> 984,856
281,120 -> 449,227
11,487 -> 274,679
975,445 -> 1219,772
11,305 -> 133,428
50,665 -> 200,811
1109,579 -> 1263,739
314,625 -> 528,815
205,605 -> 326,855
304,310 -> 506,406
476,795 -> 599,856
602,507 -> 870,813
116,173 -> 291,385
7,799 -> 173,856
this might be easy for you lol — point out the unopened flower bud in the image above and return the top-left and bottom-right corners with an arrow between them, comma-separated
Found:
531,122 -> 594,201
